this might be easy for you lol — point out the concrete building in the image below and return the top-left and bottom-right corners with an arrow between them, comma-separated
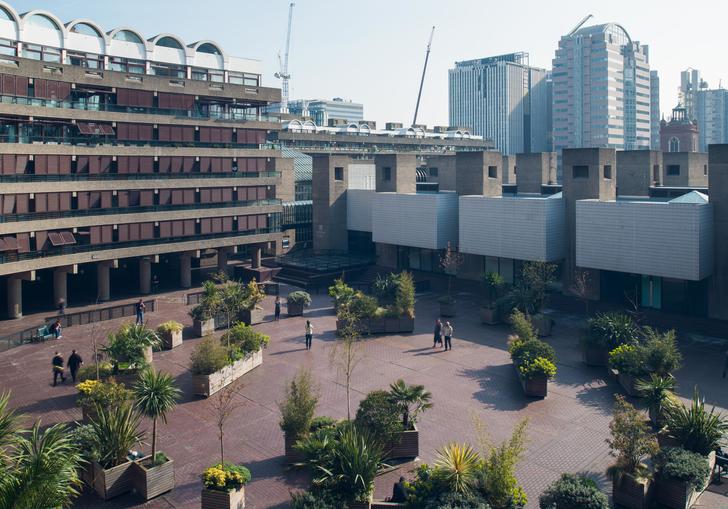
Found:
679,69 -> 703,122
449,52 -> 551,155
552,23 -> 652,153
650,70 -> 661,150
660,106 -> 699,153
287,98 -> 363,127
696,88 -> 728,152
0,1 -> 288,318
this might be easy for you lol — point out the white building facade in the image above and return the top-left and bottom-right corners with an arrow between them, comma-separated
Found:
696,88 -> 728,152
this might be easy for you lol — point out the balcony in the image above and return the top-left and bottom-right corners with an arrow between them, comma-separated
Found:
0,132 -> 268,150
0,172 -> 280,183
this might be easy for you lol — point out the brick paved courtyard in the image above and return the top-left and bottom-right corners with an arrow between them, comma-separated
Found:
1,287 -> 727,508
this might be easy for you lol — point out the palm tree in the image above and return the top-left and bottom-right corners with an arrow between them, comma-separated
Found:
433,443 -> 481,494
104,323 -> 161,371
133,369 -> 180,465
388,379 -> 433,429
90,401 -> 145,469
0,392 -> 20,454
635,374 -> 677,427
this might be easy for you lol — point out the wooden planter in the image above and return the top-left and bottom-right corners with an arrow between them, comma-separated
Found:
582,344 -> 609,367
439,301 -> 456,317
92,460 -> 134,500
192,349 -> 263,397
616,371 -> 643,397
655,451 -> 715,509
201,485 -> 245,509
480,306 -> 500,325
532,314 -> 553,337
284,432 -> 305,465
160,330 -> 183,350
386,426 -> 419,459
613,472 -> 651,509
131,455 -> 175,500
142,345 -> 153,365
239,307 -> 263,325
515,365 -> 548,397
194,318 -> 215,337
287,301 -> 305,316
337,317 -> 414,335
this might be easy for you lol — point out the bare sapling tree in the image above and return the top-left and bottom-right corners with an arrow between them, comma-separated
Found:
439,241 -> 464,297
210,380 -> 242,464
329,307 -> 364,421
571,269 -> 591,315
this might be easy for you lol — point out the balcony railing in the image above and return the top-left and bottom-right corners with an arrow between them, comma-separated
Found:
0,94 -> 279,123
0,133 -> 274,150
0,198 -> 281,224
0,171 -> 280,183
0,226 -> 281,264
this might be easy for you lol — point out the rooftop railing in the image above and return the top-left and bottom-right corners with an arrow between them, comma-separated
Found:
0,171 -> 280,183
0,133 -> 273,150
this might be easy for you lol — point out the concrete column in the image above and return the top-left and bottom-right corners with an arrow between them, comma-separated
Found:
179,253 -> 192,288
139,257 -> 152,295
97,262 -> 111,302
53,269 -> 68,308
6,277 -> 22,319
312,154 -> 352,253
217,248 -> 230,275
251,245 -> 262,269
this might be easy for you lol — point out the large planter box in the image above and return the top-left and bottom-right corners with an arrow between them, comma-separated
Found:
201,486 -> 245,509
239,307 -> 263,325
613,473 -> 651,509
92,460 -> 133,500
386,426 -> 419,459
81,404 -> 98,424
160,330 -> 183,350
142,345 -> 153,365
131,455 -> 175,500
655,451 -> 715,509
616,371 -> 642,397
515,365 -> 548,397
532,314 -> 553,337
336,317 -> 414,335
284,432 -> 305,465
192,349 -> 263,397
194,318 -> 215,337
287,301 -> 305,317
439,301 -> 456,317
582,344 -> 609,367
480,306 -> 500,325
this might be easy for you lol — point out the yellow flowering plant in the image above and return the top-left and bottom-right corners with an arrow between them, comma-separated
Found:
76,379 -> 101,395
202,463 -> 251,491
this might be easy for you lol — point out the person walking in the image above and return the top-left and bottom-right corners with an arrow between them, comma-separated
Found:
274,296 -> 281,321
49,319 -> 62,339
67,350 -> 83,383
52,351 -> 66,386
135,298 -> 146,325
305,320 -> 313,350
58,298 -> 66,315
443,321 -> 453,351
433,319 -> 442,348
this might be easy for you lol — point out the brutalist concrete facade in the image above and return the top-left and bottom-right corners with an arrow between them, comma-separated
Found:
312,155 -> 351,252
663,152 -> 709,188
515,152 -> 557,194
709,145 -> 728,320
616,150 -> 663,196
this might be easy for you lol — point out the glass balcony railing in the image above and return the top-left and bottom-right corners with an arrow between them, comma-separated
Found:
0,133 -> 274,150
0,198 -> 281,224
0,171 -> 280,182
0,94 -> 280,123
0,226 -> 282,264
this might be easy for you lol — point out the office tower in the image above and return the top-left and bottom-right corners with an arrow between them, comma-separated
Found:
449,52 -> 551,155
679,68 -> 703,121
696,88 -> 728,152
650,70 -> 661,150
287,98 -> 364,126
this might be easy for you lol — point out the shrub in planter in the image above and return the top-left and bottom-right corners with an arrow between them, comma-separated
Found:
77,362 -> 114,382
582,312 -> 639,366
103,323 -> 161,373
662,389 -> 728,456
387,379 -> 432,458
239,279 -> 265,324
279,369 -> 318,463
608,344 -> 647,396
654,447 -> 710,509
538,473 -> 608,509
156,321 -> 183,350
287,291 -> 312,316
640,327 -> 682,376
190,337 -> 229,376
355,390 -> 404,447
328,278 -> 356,311
508,312 -> 556,397
221,322 -> 269,359
201,463 -> 251,509
348,292 -> 379,319
393,271 -> 416,319
635,374 -> 678,428
76,379 -> 131,422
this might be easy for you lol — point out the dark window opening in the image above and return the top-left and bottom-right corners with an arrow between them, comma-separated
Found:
383,167 -> 391,181
334,167 -> 344,181
653,165 -> 660,182
429,167 -> 438,177
603,165 -> 612,179
667,165 -> 680,176
704,165 -> 708,176
573,165 -> 589,179
487,166 -> 497,178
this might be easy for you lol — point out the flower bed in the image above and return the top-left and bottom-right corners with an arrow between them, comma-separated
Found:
157,321 -> 183,349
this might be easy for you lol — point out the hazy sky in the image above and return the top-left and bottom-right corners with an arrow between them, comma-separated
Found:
11,0 -> 728,127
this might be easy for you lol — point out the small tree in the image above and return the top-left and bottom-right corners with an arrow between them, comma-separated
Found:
483,272 -> 505,307
606,395 -> 657,481
330,307 -> 364,420
439,241 -> 464,298
133,369 -> 181,465
571,269 -> 591,314
521,261 -> 557,315
210,383 -> 241,465
389,379 -> 432,429
211,272 -> 246,344
279,369 -> 319,439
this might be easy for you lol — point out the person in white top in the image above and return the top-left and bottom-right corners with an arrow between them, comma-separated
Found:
443,321 -> 453,351
305,320 -> 314,350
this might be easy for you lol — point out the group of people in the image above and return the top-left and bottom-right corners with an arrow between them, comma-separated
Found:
433,318 -> 454,351
51,350 -> 83,386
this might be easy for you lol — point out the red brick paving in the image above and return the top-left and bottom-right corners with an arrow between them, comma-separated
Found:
1,287 -> 727,508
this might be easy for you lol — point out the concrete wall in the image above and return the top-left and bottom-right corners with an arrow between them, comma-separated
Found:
515,152 -> 556,193
502,155 -> 516,185
348,161 -> 376,190
616,150 -> 662,196
459,194 -> 565,262
375,154 -> 417,193
576,199 -> 713,281
425,154 -> 457,191
312,155 -> 350,252
346,189 -> 375,232
708,145 -> 728,320
662,152 -> 709,187
455,151 -> 502,197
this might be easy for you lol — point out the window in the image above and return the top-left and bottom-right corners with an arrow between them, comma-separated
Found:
653,165 -> 660,182
603,165 -> 612,179
704,165 -> 708,176
108,56 -> 145,74
382,167 -> 391,181
429,167 -> 438,177
66,51 -> 103,69
22,43 -> 61,63
487,166 -> 497,179
667,165 -> 680,176
69,22 -> 102,37
191,67 -> 224,83
334,167 -> 344,181
282,236 -> 290,249
669,137 -> 680,153
197,43 -> 221,55
228,71 -> 260,87
0,38 -> 16,57
573,165 -> 589,179
155,36 -> 183,50
113,30 -> 143,44
150,62 -> 186,79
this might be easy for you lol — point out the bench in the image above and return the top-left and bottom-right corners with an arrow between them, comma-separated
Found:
371,502 -> 406,508
35,326 -> 55,342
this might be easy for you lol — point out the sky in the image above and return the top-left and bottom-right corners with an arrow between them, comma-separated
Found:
10,0 -> 728,127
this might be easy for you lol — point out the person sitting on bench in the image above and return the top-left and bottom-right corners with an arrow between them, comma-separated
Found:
49,319 -> 62,339
390,476 -> 407,503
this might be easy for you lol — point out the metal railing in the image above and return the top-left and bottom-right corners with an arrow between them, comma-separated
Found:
0,199 -> 281,224
0,133 -> 271,150
0,171 -> 280,183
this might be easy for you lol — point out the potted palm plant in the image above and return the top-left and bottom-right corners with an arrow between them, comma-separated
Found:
581,312 -> 638,367
287,291 -> 312,317
388,379 -> 432,459
103,323 -> 161,384
239,279 -> 265,325
278,369 -> 318,464
635,374 -> 678,428
607,395 -> 658,509
156,321 -> 183,350
190,281 -> 221,337
654,447 -> 711,509
131,369 -> 181,500
88,401 -> 145,500
480,272 -> 505,325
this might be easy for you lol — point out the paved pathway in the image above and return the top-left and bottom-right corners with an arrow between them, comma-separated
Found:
1,287 -> 727,508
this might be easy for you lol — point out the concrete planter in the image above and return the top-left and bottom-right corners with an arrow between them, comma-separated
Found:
192,349 -> 263,397
160,330 -> 183,350
439,301 -> 456,317
194,318 -> 216,337
616,371 -> 643,397
612,472 -> 651,509
480,306 -> 500,325
201,485 -> 245,509
284,432 -> 305,465
655,451 -> 714,509
515,365 -> 548,397
337,317 -> 414,335
582,344 -> 609,367
287,301 -> 304,317
92,460 -> 133,500
131,455 -> 175,500
142,345 -> 153,365
531,314 -> 553,337
386,426 -> 419,459
239,307 -> 263,326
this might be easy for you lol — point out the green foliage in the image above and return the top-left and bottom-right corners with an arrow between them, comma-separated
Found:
663,388 -> 728,455
635,373 -> 678,425
320,426 -> 384,502
606,395 -> 657,479
328,279 -> 356,309
510,310 -> 537,343
241,279 -> 265,310
584,312 -> 638,350
483,272 -> 506,305
373,273 -> 398,306
394,271 -> 416,319
103,322 -> 161,369
310,416 -> 337,433
157,320 -> 183,335
388,379 -> 433,429
69,423 -> 99,463
77,361 -> 114,381
608,344 -> 644,376
478,418 -> 529,508
290,488 -> 341,509
433,443 -> 481,494
518,357 -> 557,380
0,392 -> 20,460
279,369 -> 319,438
348,292 -> 379,319
640,327 -> 682,375
190,280 -> 222,321
89,401 -> 145,468
655,447 -> 710,491
202,462 -> 251,491
354,390 -> 403,445
538,474 -> 608,509
190,337 -> 229,375
221,322 -> 269,360
294,426 -> 338,471
422,491 -> 492,509
76,380 -> 130,410
508,315 -> 556,382
133,369 -> 180,462
288,291 -> 312,307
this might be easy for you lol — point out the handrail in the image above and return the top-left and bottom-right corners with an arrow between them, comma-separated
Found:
0,171 -> 280,183
0,134 -> 273,150
0,199 -> 281,224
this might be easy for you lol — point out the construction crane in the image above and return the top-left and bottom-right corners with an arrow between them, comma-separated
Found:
412,26 -> 435,127
567,14 -> 593,37
275,2 -> 295,114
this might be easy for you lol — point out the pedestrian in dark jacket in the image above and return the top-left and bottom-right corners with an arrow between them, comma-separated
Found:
433,319 -> 442,348
135,299 -> 146,325
52,351 -> 66,386
68,350 -> 83,383
274,296 -> 281,321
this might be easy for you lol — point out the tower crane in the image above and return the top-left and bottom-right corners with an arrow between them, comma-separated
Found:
412,26 -> 435,127
275,2 -> 295,114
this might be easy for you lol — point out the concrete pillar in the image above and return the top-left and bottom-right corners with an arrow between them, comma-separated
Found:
6,276 -> 22,319
312,154 -> 352,252
139,257 -> 151,295
179,253 -> 192,288
515,152 -> 557,194
217,248 -> 230,275
616,150 -> 662,197
53,269 -> 68,308
251,245 -> 262,269
97,262 -> 111,302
